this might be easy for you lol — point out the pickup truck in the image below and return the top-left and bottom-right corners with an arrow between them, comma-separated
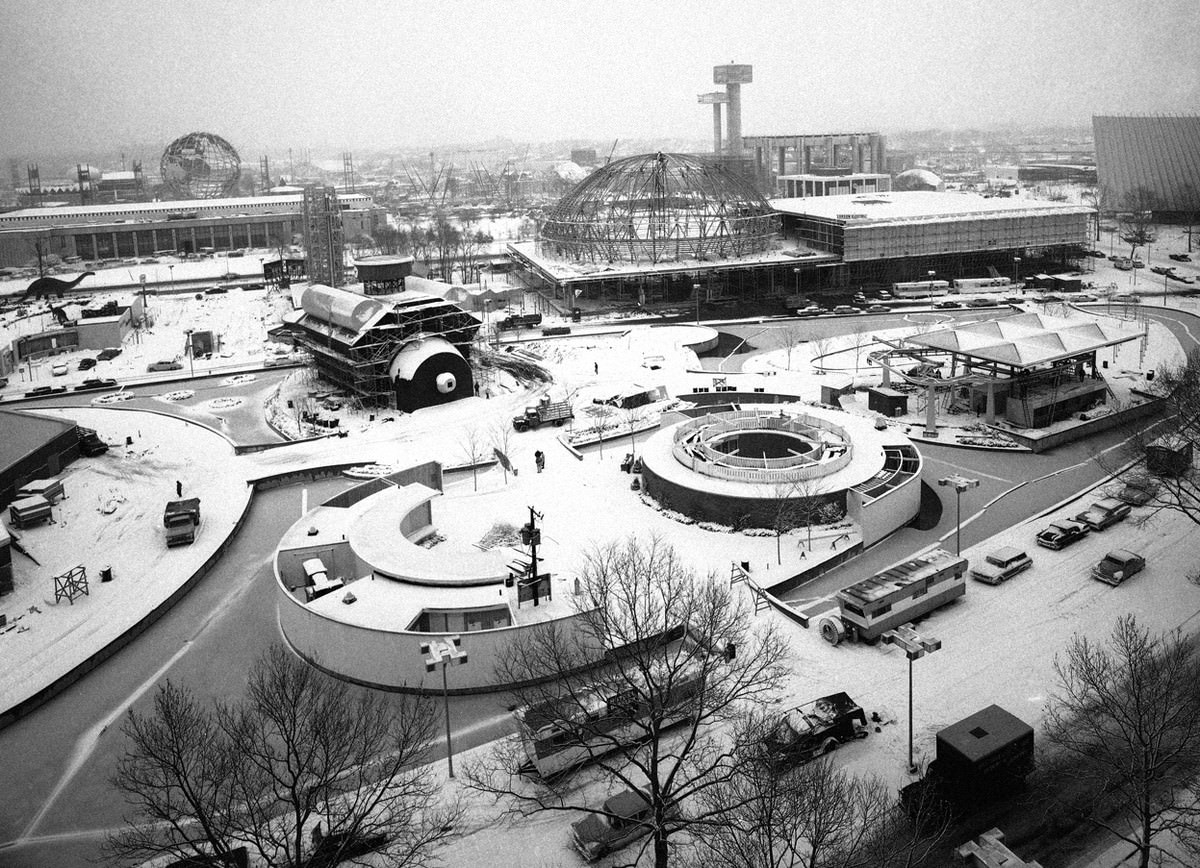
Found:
164,498 -> 201,546
1074,497 -> 1131,531
969,546 -> 1033,585
755,692 -> 868,772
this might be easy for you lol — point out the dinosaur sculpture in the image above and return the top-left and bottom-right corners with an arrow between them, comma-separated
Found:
21,270 -> 95,301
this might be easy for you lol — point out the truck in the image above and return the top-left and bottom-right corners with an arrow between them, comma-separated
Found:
512,396 -> 574,432
901,704 -> 1034,817
755,692 -> 868,771
164,498 -> 201,546
891,280 -> 951,298
497,313 -> 543,331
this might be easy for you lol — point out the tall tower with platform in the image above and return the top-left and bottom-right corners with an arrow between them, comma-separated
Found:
713,63 -> 753,155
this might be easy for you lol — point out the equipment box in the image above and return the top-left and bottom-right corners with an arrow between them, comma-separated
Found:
17,478 -> 65,503
9,495 -> 53,529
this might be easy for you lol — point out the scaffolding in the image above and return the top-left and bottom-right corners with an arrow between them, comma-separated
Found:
302,185 -> 346,288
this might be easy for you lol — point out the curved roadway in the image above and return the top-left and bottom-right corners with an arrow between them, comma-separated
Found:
0,306 -> 1193,867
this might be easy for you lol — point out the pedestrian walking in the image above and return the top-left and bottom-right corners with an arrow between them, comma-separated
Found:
176,479 -> 183,497
535,450 -> 545,473
594,361 -> 599,375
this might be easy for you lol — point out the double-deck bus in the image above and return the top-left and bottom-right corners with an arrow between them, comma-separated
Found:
514,669 -> 705,779
819,548 -> 968,645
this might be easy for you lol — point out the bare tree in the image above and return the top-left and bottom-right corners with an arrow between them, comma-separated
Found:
774,323 -> 809,372
466,536 -> 790,868
1043,615 -> 1200,868
1105,349 -> 1200,529
624,403 -> 654,459
1083,185 -> 1114,242
849,323 -> 872,380
693,747 -> 948,868
489,419 -> 517,485
105,682 -> 240,868
108,646 -> 456,868
458,424 -> 489,491
1119,186 -> 1160,261
808,336 -> 833,375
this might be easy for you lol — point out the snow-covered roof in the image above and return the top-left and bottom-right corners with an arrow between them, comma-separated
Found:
770,191 -> 1094,224
904,311 -> 1141,368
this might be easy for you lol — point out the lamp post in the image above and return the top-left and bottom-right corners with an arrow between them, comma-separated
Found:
882,625 -> 942,773
168,264 -> 175,295
421,635 -> 468,778
1012,256 -> 1021,288
793,267 -> 801,298
693,282 -> 701,325
938,475 -> 980,556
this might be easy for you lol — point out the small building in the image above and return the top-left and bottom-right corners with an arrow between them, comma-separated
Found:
867,387 -> 908,417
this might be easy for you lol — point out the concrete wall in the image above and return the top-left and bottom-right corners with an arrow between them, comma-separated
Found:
277,577 -> 593,693
850,468 -> 923,547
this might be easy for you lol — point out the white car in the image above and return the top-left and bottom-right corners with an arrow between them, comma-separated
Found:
51,362 -> 69,376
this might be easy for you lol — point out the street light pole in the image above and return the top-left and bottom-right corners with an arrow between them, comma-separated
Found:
693,282 -> 701,325
938,475 -> 980,556
1013,256 -> 1021,288
883,625 -> 942,773
421,636 -> 467,778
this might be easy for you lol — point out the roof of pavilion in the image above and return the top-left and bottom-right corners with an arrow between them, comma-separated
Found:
903,311 -> 1141,369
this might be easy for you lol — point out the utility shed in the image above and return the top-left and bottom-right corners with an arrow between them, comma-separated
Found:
936,704 -> 1034,782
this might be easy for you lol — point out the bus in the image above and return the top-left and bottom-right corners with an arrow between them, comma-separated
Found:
819,548 -> 968,645
514,668 -> 705,779
891,280 -> 951,298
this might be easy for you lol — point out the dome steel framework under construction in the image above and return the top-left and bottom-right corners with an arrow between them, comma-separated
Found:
539,152 -> 778,265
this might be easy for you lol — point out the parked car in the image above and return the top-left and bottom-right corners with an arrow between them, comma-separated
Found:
866,304 -> 892,313
51,362 -> 69,376
935,300 -> 962,309
832,305 -> 861,315
795,305 -> 827,317
1074,293 -> 1098,302
1112,293 -> 1139,303
1091,549 -> 1146,586
204,285 -> 228,294
1005,295 -> 1026,304
571,789 -> 680,862
1114,259 -> 1133,271
1116,480 -> 1158,506
754,693 -> 869,772
97,347 -> 123,361
74,377 -> 118,392
1088,249 -> 1107,257
1035,519 -> 1090,550
965,298 -> 993,307
970,546 -> 1033,585
1131,258 -> 1145,268
1151,265 -> 1172,275
147,360 -> 184,372
1074,497 -> 1132,531
1036,294 -> 1064,303
1169,253 -> 1192,263
1168,272 -> 1195,284
853,292 -> 868,302
77,356 -> 97,371
25,385 -> 67,397
875,290 -> 893,299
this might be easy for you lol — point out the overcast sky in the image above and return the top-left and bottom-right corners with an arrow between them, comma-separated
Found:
2,0 -> 1198,160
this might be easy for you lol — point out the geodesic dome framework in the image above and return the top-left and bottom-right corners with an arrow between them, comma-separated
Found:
539,152 -> 779,264
160,131 -> 241,199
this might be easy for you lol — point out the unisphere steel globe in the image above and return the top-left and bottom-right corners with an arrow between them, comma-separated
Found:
160,132 -> 241,199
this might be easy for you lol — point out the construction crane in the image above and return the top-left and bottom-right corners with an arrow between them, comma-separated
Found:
606,139 -> 619,165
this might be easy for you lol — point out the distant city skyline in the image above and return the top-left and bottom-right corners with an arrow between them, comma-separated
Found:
1,0 -> 1198,159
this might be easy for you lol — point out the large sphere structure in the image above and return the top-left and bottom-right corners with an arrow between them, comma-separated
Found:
539,152 -> 778,264
160,132 -> 241,199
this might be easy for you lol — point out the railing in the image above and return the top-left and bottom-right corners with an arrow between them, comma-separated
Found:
671,410 -> 854,483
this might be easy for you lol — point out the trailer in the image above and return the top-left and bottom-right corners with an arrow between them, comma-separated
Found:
951,277 -> 1011,293
497,313 -> 543,331
819,548 -> 967,645
164,498 -> 201,547
891,280 -> 951,298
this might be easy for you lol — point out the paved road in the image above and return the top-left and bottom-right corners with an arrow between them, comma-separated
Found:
0,306 -> 1193,868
